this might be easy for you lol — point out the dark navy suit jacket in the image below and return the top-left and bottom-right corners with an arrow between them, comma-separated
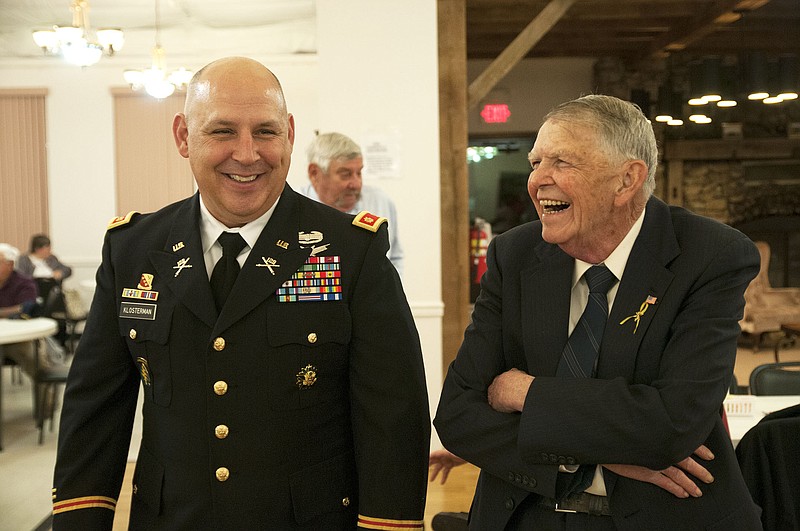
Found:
435,197 -> 762,530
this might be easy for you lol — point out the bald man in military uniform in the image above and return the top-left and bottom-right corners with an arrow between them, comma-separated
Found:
52,57 -> 430,530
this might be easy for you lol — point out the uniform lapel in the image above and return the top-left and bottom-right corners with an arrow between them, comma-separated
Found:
521,242 -> 573,375
597,197 -> 680,379
213,188 -> 311,334
148,195 -> 218,328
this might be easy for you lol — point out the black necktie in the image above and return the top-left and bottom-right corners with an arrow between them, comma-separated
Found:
210,232 -> 247,312
556,264 -> 616,498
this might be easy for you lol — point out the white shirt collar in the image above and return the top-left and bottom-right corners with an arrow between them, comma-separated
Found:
198,194 -> 278,254
572,207 -> 647,288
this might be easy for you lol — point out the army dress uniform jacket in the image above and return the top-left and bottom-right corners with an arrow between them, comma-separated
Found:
435,197 -> 763,530
53,186 -> 430,530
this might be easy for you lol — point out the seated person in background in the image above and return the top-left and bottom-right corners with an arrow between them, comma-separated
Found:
0,243 -> 47,376
0,243 -> 38,319
16,234 -> 72,282
17,234 -> 72,344
299,132 -> 405,276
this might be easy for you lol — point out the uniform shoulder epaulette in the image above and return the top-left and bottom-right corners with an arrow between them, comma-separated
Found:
352,211 -> 388,232
107,211 -> 139,231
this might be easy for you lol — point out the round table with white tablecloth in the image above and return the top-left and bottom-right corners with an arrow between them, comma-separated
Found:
0,317 -> 58,450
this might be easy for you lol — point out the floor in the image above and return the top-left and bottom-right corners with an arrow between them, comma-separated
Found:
1,333 -> 797,531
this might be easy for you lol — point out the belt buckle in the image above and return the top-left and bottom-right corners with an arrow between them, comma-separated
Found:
554,502 -> 578,514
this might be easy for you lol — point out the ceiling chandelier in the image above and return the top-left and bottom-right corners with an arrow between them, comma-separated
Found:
123,0 -> 193,99
31,0 -> 124,67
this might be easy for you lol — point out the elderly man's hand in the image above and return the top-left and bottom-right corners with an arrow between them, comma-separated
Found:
487,368 -> 534,413
603,445 -> 715,498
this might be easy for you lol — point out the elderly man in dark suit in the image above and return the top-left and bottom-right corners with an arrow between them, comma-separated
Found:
52,57 -> 430,530
434,95 -> 762,530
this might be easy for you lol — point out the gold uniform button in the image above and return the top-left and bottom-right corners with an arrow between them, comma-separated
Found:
341,497 -> 350,507
129,329 -> 137,340
213,381 -> 228,396
307,332 -> 317,344
213,337 -> 226,351
215,467 -> 230,482
215,424 -> 229,439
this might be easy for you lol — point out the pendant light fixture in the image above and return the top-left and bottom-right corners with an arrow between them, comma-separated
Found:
31,0 -> 124,67
123,0 -> 193,99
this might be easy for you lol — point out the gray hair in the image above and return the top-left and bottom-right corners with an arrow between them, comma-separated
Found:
306,132 -> 362,174
0,243 -> 20,263
543,94 -> 658,198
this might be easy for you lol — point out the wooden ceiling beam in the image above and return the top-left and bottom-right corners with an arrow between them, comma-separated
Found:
644,0 -> 773,58
467,0 -> 577,109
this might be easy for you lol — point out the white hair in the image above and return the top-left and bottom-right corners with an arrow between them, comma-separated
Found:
306,132 -> 362,174
0,243 -> 20,263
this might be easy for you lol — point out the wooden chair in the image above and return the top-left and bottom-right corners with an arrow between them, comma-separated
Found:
739,241 -> 800,352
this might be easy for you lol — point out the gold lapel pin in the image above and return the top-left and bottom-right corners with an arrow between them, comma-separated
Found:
619,295 -> 657,334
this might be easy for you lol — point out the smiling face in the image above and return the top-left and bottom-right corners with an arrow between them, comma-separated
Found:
172,57 -> 295,228
308,156 -> 363,212
527,118 -> 645,263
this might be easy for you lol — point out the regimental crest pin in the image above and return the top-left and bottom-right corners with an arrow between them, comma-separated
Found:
296,364 -> 317,389
137,273 -> 154,290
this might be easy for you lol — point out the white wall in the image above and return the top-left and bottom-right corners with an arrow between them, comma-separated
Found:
315,0 -> 444,445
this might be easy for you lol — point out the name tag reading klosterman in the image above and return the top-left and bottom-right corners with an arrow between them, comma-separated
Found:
120,302 -> 157,320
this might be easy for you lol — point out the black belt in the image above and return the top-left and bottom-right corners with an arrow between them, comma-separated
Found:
538,492 -> 612,516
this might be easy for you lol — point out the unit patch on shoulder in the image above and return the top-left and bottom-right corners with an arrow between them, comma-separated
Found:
107,211 -> 139,230
352,211 -> 387,232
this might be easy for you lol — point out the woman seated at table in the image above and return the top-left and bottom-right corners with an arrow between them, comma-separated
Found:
15,234 -> 72,283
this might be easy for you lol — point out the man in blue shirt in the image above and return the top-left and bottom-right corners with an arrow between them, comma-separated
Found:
299,132 -> 404,276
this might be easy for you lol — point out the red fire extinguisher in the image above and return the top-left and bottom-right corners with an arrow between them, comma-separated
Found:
470,218 -> 492,300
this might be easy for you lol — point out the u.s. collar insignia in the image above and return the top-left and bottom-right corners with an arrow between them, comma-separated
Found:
172,241 -> 185,252
296,364 -> 317,389
619,295 -> 657,334
137,274 -> 154,290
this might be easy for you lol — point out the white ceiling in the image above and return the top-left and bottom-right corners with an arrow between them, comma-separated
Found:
0,0 -> 317,66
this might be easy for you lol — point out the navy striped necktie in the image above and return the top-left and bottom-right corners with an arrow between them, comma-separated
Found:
557,264 -> 617,378
555,264 -> 616,498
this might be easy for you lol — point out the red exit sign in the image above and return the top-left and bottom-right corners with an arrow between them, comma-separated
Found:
480,103 -> 511,123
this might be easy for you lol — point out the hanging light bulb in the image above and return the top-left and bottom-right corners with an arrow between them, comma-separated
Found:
31,0 -> 123,66
123,0 -> 193,99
